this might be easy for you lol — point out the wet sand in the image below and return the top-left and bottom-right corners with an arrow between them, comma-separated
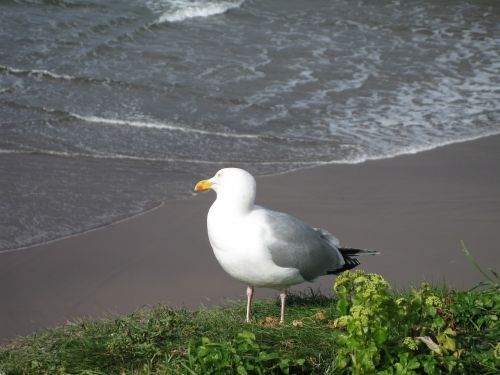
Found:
1,135 -> 499,343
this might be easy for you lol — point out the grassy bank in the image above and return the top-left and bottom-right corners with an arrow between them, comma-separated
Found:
1,251 -> 498,374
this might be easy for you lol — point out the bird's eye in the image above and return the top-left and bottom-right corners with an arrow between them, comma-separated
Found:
217,173 -> 222,177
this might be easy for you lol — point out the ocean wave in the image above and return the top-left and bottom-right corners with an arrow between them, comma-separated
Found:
69,113 -> 348,144
0,101 -> 261,139
0,64 -> 75,81
70,113 -> 261,139
0,64 -> 154,91
155,0 -> 244,23
0,146 -> 322,166
3,130 -> 500,166
8,0 -> 92,7
0,147 -> 210,163
352,131 -> 500,164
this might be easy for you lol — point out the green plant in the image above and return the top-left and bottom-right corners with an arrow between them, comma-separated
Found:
332,270 -> 465,374
183,331 -> 305,374
332,271 -> 395,373
327,243 -> 499,374
446,243 -> 500,374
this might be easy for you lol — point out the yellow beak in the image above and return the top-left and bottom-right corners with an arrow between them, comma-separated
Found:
194,179 -> 213,192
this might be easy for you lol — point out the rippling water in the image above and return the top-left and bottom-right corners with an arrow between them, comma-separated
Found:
1,0 -> 499,250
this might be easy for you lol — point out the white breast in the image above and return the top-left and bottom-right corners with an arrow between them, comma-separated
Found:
207,204 -> 304,288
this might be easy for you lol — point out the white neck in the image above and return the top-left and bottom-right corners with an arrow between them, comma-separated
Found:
214,188 -> 255,216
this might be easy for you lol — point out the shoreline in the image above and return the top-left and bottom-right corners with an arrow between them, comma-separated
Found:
3,130 -> 499,255
0,201 -> 165,256
1,134 -> 499,342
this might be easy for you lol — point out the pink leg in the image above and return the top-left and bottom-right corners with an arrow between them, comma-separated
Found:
279,289 -> 287,324
245,286 -> 254,323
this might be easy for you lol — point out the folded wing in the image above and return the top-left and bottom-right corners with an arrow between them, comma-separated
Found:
259,208 -> 345,281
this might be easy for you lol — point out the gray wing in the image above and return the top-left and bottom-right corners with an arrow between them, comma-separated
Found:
259,207 -> 345,281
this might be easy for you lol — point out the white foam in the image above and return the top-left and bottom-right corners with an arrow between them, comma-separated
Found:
331,71 -> 370,93
334,131 -> 500,165
0,64 -> 75,81
242,64 -> 318,108
155,0 -> 244,23
70,113 -> 260,139
325,27 -> 500,159
0,148 -> 17,154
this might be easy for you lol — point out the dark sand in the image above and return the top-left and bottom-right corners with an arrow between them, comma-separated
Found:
1,135 -> 499,343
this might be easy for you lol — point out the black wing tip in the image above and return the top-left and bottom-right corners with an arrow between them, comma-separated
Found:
327,256 -> 360,275
338,247 -> 380,256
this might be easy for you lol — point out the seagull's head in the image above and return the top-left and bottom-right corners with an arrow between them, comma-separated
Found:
195,168 -> 256,207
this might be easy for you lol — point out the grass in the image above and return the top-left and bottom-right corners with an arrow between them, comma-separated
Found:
0,246 -> 498,374
0,292 -> 340,374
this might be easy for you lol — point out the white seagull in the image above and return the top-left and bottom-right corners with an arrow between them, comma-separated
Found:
195,168 -> 377,323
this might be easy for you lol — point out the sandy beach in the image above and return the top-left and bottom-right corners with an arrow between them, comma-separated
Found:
1,135 -> 499,343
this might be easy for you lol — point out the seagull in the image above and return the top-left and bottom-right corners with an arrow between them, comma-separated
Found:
194,168 -> 377,324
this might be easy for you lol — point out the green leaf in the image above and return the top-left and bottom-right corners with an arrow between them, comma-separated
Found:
259,352 -> 280,361
279,358 -> 291,374
373,327 -> 388,345
443,336 -> 456,352
407,357 -> 420,370
337,292 -> 349,315
236,365 -> 248,375
237,331 -> 256,341
421,356 -> 439,375
180,362 -> 198,375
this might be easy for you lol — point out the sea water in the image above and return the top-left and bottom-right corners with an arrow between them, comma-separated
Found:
1,0 -> 499,250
